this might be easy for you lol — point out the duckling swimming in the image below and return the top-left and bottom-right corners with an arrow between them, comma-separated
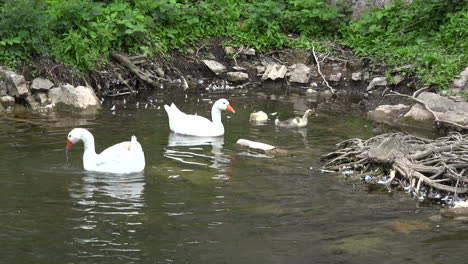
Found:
275,109 -> 315,129
249,111 -> 268,123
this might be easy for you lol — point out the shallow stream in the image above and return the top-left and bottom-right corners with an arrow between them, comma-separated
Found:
1,90 -> 467,263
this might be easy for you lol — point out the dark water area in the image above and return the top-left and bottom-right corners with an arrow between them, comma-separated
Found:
0,90 -> 466,263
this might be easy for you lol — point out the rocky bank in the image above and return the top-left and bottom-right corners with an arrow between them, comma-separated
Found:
1,43 -> 467,135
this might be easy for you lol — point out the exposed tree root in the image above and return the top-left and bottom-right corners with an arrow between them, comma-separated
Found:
321,132 -> 468,199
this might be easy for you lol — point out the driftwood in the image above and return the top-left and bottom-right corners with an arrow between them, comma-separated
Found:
321,132 -> 468,198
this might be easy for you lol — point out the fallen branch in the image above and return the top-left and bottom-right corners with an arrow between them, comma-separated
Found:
312,45 -> 335,95
111,53 -> 166,89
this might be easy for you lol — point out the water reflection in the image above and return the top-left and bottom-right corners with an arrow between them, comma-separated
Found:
165,133 -> 230,169
68,171 -> 145,261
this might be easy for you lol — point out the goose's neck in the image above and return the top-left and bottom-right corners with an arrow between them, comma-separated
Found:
80,130 -> 97,156
302,113 -> 310,125
211,108 -> 223,125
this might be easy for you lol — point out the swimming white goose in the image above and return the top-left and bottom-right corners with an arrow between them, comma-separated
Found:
164,98 -> 235,137
66,128 -> 145,174
275,109 -> 315,129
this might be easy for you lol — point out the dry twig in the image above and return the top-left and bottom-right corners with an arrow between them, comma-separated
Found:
312,45 -> 335,95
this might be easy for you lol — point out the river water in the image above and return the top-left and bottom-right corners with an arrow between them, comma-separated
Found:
0,90 -> 466,263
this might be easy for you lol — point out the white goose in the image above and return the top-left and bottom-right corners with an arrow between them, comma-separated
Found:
66,128 -> 145,174
164,98 -> 235,137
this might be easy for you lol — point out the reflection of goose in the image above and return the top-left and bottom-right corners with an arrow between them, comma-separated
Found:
81,171 -> 145,201
165,133 -> 229,168
275,109 -> 315,129
67,171 -> 145,258
168,133 -> 224,147
66,128 -> 145,174
164,98 -> 235,137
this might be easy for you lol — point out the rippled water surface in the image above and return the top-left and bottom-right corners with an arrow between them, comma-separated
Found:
1,91 -> 466,263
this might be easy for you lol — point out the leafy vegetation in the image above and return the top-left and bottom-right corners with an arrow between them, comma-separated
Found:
340,0 -> 467,89
0,0 -> 466,89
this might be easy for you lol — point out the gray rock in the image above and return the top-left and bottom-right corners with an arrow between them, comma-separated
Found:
232,66 -> 247,71
0,69 -> 29,97
226,72 -> 249,82
450,67 -> 468,90
31,78 -> 54,91
368,104 -> 411,124
453,78 -> 466,88
363,72 -> 370,81
352,72 -> 362,81
0,80 -> 6,96
288,63 -> 310,84
48,84 -> 101,113
404,92 -> 468,125
25,95 -> 40,110
328,73 -> 342,82
404,104 -> 433,121
256,66 -> 266,76
34,92 -> 49,105
0,95 -> 16,108
202,60 -> 227,75
366,77 -> 387,91
261,64 -> 287,81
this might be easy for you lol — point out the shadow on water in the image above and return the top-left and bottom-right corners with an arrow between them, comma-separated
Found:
0,90 -> 465,263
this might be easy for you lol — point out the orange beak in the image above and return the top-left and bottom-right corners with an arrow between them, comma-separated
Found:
66,139 -> 73,150
226,104 -> 235,113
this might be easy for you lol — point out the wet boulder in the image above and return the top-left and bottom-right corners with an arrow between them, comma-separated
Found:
288,63 -> 310,84
226,72 -> 249,82
0,69 -> 29,97
449,66 -> 468,93
404,92 -> 468,125
0,80 -> 6,96
30,77 -> 54,92
25,95 -> 40,110
48,84 -> 101,113
352,72 -> 362,81
368,104 -> 410,122
366,76 -> 387,91
0,95 -> 15,108
202,60 -> 227,75
34,92 -> 49,105
327,72 -> 342,82
262,63 -> 287,81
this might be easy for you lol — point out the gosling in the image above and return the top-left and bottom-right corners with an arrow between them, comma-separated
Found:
275,109 -> 315,129
249,111 -> 268,123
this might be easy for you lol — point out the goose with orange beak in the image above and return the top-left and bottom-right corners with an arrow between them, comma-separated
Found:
164,98 -> 235,137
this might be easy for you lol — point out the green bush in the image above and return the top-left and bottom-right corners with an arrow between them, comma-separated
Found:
340,0 -> 467,89
0,0 -> 49,67
0,0 -> 464,90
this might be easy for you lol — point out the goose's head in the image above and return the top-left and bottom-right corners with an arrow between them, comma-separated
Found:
304,109 -> 315,118
66,128 -> 87,150
214,99 -> 235,113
